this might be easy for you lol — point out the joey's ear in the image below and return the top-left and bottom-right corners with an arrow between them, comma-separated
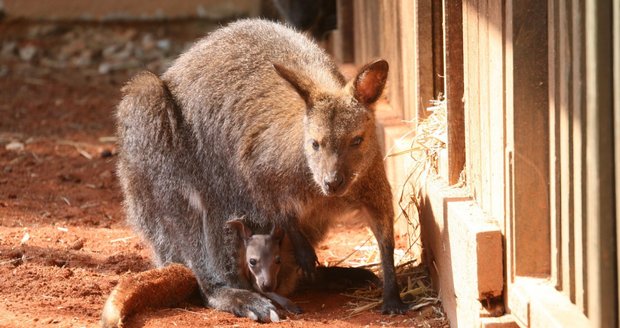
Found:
227,219 -> 253,240
273,63 -> 319,108
270,225 -> 284,242
351,59 -> 389,106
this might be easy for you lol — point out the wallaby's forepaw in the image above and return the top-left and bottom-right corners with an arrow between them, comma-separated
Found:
209,288 -> 280,323
381,297 -> 409,315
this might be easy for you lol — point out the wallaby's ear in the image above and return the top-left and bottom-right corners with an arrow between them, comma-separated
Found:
270,225 -> 284,242
227,219 -> 252,240
351,59 -> 389,106
273,63 -> 318,108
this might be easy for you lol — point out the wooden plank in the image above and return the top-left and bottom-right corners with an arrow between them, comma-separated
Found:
442,0 -> 465,185
477,0 -> 491,211
547,0 -> 562,291
465,0 -> 481,203
585,0 -> 617,326
431,0 -> 444,99
570,0 -> 587,312
511,0 -> 550,276
416,0 -> 434,119
487,0 -> 504,229
614,0 -> 620,321
558,0 -> 575,303
333,0 -> 354,64
398,0 -> 418,122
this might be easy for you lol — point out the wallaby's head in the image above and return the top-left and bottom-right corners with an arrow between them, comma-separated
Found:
274,59 -> 389,196
228,219 -> 285,293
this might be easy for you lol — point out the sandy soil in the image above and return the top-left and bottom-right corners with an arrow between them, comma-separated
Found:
0,20 -> 448,328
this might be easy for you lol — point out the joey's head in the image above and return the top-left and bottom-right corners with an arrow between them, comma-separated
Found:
274,60 -> 389,196
228,219 -> 284,293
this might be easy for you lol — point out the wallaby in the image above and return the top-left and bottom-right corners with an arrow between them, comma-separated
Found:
101,220 -> 300,328
115,18 -> 408,322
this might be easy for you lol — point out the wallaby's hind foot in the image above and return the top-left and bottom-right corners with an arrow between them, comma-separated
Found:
100,264 -> 198,328
208,287 -> 280,323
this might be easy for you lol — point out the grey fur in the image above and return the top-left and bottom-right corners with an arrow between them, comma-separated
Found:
116,19 -> 407,321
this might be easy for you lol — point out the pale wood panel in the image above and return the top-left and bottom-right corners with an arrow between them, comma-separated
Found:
570,0 -> 587,312
558,0 -> 575,303
398,0 -> 418,122
464,0 -> 482,203
478,0 -> 491,211
548,0 -> 562,291
585,0 -> 617,325
487,0 -> 504,228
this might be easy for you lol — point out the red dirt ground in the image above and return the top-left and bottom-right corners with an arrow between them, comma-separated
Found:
0,20 -> 448,328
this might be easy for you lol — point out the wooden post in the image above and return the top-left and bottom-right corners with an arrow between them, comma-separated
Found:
442,0 -> 465,185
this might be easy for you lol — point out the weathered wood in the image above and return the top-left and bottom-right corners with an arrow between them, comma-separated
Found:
548,0 -> 562,291
585,0 -> 617,326
614,0 -> 620,321
487,0 -> 504,229
570,0 -> 587,312
442,0 -> 465,185
478,0 -> 491,210
465,0 -> 481,203
416,0 -> 434,119
511,0 -> 550,277
398,0 -> 418,122
431,0 -> 444,99
558,0 -> 575,303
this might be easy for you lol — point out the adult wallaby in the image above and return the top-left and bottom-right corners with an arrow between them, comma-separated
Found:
101,220 -> 300,328
116,18 -> 407,322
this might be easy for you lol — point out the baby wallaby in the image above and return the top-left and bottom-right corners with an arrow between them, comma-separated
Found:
228,219 -> 302,314
101,218 -> 300,328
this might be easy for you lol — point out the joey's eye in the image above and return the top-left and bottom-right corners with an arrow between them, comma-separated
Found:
311,140 -> 320,151
249,258 -> 257,266
351,136 -> 364,147
275,256 -> 281,264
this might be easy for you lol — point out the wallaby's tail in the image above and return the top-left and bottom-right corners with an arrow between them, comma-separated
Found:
101,264 -> 198,328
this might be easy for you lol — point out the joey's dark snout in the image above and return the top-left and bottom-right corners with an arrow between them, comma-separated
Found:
323,172 -> 344,193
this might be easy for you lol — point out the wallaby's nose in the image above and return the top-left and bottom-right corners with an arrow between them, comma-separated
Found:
261,282 -> 274,292
324,173 -> 344,192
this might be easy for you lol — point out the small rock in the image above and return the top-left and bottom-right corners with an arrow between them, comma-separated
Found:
156,39 -> 171,52
68,239 -> 84,251
5,141 -> 24,151
98,62 -> 111,75
0,65 -> 8,77
3,165 -> 12,173
99,170 -> 112,180
58,173 -> 81,183
18,45 -> 37,62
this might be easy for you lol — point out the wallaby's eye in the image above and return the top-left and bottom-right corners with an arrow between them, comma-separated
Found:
351,136 -> 364,147
275,256 -> 281,264
311,140 -> 320,151
249,258 -> 257,266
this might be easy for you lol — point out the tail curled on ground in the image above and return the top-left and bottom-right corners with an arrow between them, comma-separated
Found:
100,264 -> 198,328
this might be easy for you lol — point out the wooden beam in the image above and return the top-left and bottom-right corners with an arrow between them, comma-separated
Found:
511,0 -> 550,276
442,0 -> 465,185
585,0 -> 617,326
